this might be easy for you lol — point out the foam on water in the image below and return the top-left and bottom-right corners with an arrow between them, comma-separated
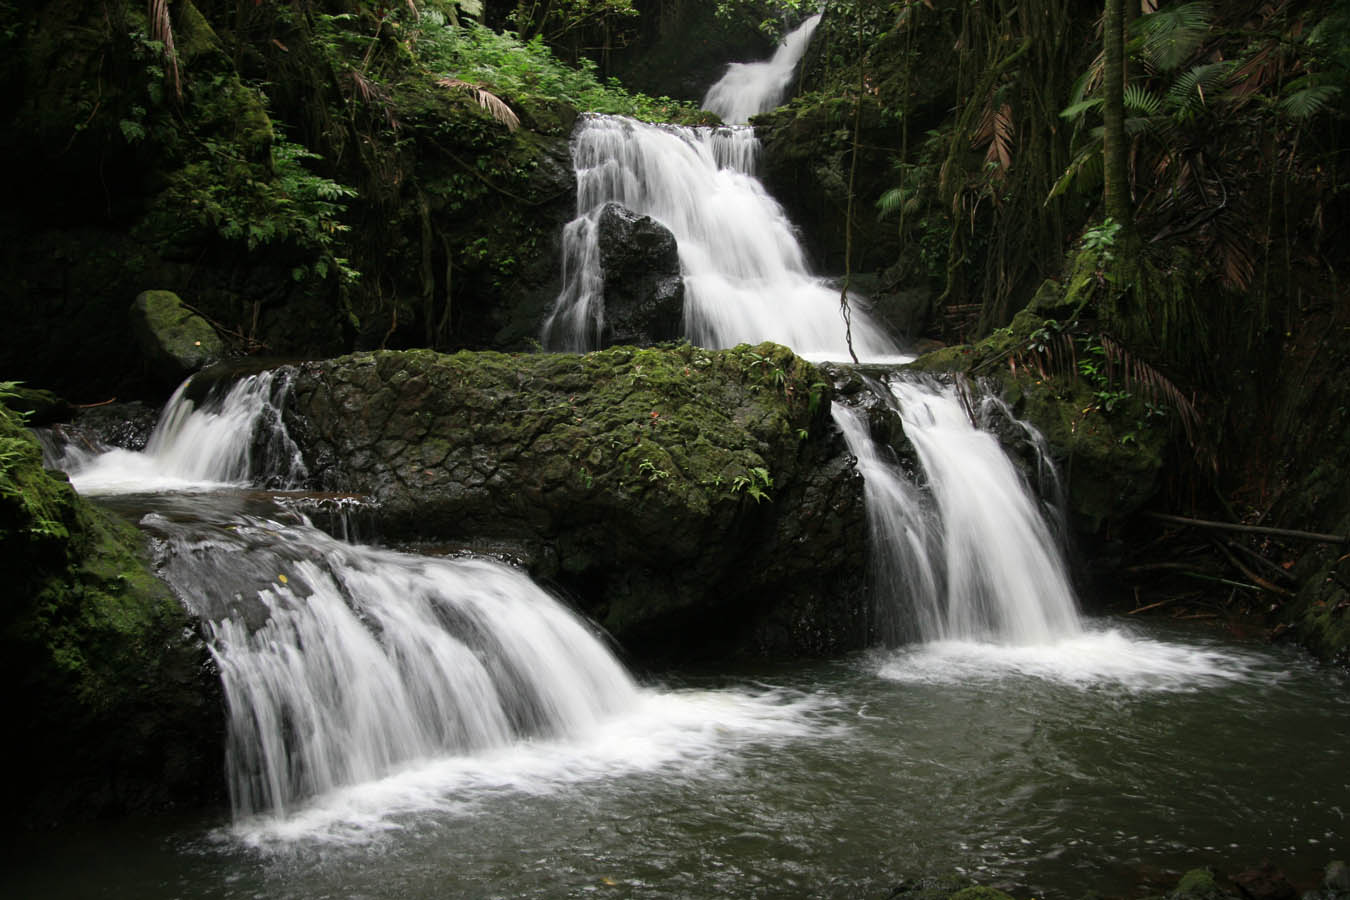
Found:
877,624 -> 1280,692
56,371 -> 304,495
224,685 -> 834,848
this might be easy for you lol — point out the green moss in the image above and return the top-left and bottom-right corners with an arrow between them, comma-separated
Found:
1172,869 -> 1230,900
130,289 -> 224,376
903,282 -> 1170,530
949,888 -> 1017,900
1,403 -> 217,820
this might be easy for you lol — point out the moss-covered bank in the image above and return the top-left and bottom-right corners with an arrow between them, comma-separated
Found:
0,400 -> 219,826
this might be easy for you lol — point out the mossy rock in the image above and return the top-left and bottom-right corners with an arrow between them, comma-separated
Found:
0,405 -> 221,825
129,290 -> 224,383
282,343 -> 869,658
903,294 -> 1168,532
1170,868 -> 1236,900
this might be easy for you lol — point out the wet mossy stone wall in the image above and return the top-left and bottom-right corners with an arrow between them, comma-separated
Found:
0,405 -> 220,827
282,343 -> 870,659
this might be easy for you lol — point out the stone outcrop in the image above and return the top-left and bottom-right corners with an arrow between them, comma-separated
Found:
282,343 -> 869,659
129,290 -> 225,385
595,202 -> 685,347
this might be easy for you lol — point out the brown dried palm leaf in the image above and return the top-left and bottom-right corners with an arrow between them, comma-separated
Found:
437,78 -> 520,132
1100,336 -> 1214,470
350,69 -> 400,130
972,102 -> 1015,178
149,0 -> 181,103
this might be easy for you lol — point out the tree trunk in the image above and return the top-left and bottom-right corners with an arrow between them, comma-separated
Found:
1102,0 -> 1131,226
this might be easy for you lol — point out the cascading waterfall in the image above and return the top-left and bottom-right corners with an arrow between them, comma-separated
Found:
50,370 -> 306,495
702,14 -> 823,125
537,15 -> 1082,645
541,115 -> 903,361
830,401 -> 941,643
146,512 -> 639,820
835,374 -> 1082,645
43,371 -> 652,823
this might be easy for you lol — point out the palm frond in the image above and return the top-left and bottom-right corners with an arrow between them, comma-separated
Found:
1133,1 -> 1214,72
437,78 -> 520,132
1123,84 -> 1162,116
1165,61 -> 1234,118
1047,146 -> 1103,202
973,102 -> 1014,177
876,186 -> 920,219
1279,78 -> 1341,119
1060,97 -> 1104,120
1100,336 -> 1213,470
149,0 -> 181,103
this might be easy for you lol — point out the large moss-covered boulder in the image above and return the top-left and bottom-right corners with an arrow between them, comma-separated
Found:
130,290 -> 224,383
283,343 -> 869,658
0,401 -> 220,826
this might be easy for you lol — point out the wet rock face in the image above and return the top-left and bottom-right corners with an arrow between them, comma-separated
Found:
595,202 -> 685,347
282,344 -> 869,659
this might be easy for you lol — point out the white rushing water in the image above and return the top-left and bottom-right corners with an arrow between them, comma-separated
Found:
703,14 -> 822,125
51,371 -> 304,494
834,376 -> 1262,685
889,377 -> 1081,644
830,401 -> 941,643
833,375 -> 1080,646
542,115 -> 904,362
159,516 -> 638,820
145,512 -> 827,839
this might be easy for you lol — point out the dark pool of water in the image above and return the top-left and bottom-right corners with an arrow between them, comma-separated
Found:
4,620 -> 1347,900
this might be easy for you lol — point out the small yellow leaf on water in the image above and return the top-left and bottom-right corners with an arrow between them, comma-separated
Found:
601,878 -> 618,887
278,574 -> 288,584
194,340 -> 202,346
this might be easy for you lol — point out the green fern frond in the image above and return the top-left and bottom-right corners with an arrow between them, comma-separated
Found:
876,186 -> 910,219
1133,1 -> 1214,72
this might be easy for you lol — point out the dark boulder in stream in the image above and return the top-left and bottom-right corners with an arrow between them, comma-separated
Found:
595,202 -> 685,347
282,343 -> 869,659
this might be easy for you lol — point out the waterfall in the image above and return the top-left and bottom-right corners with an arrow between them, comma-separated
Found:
51,370 -> 305,495
147,512 -> 639,820
830,401 -> 942,643
835,375 -> 1082,645
541,114 -> 903,362
703,14 -> 823,125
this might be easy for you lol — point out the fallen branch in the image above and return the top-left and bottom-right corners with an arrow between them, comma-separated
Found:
1146,511 -> 1348,545
1127,596 -> 1183,615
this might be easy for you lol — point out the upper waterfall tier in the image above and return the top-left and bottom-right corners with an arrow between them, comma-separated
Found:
542,115 -> 905,363
703,14 -> 823,125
